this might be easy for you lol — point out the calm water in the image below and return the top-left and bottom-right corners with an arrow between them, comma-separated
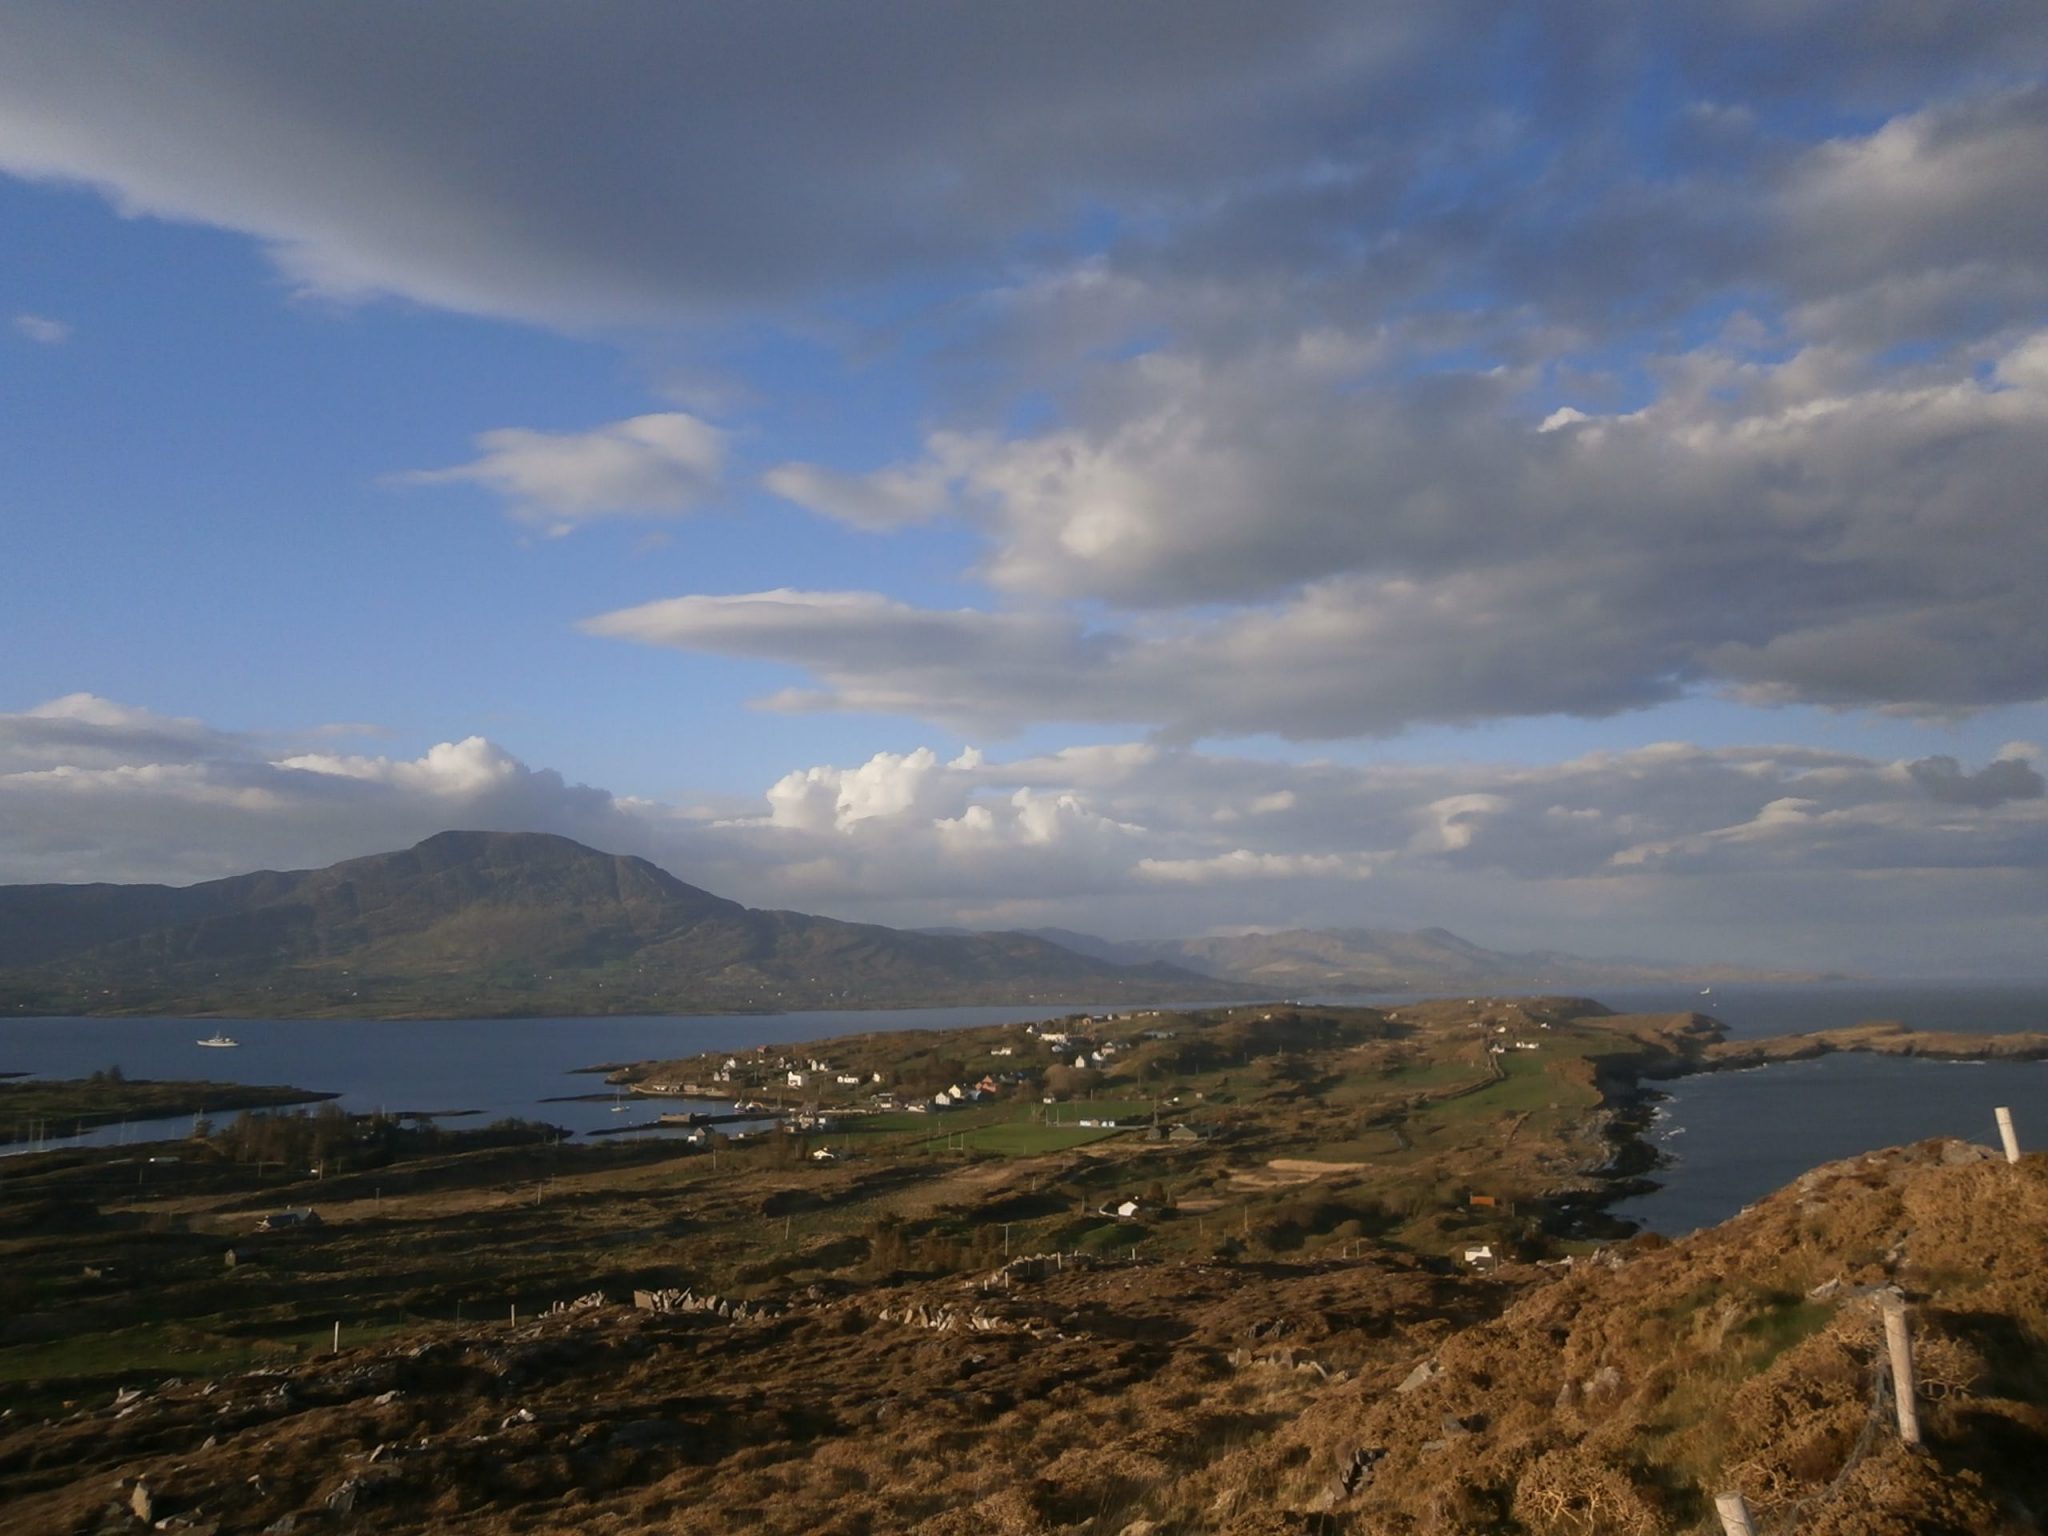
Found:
1610,1053 -> 2046,1235
1587,982 -> 2048,1234
5,986 -> 2045,1230
0,1001 -> 1148,1152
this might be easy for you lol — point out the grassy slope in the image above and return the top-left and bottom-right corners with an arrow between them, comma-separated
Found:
3,996 -> 2040,1533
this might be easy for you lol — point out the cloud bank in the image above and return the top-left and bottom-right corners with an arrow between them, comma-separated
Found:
3,697 -> 2042,975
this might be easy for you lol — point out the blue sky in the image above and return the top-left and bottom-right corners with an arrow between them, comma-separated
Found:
3,4 -> 2045,973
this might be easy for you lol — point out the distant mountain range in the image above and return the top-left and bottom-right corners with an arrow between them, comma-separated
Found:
0,831 -> 1229,1019
1000,925 -> 1813,994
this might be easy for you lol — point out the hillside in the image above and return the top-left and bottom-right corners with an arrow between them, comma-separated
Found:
1026,924 -> 1805,993
0,831 -> 1226,1018
0,1079 -> 2036,1534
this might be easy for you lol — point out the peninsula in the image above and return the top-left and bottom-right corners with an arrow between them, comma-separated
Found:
3,993 -> 2042,1533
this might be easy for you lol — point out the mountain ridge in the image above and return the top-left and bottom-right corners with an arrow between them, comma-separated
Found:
0,832 -> 1234,1018
1012,922 -> 1813,992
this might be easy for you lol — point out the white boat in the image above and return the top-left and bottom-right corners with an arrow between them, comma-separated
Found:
196,1033 -> 240,1048
1698,987 -> 1713,997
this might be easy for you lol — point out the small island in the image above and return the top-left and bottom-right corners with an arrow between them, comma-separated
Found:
1691,1018 -> 2048,1072
0,1072 -> 336,1138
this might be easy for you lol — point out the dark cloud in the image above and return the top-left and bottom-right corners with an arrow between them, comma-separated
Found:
0,2 -> 1448,325
3,3 -> 2042,342
624,325 -> 2048,736
1908,753 -> 2046,807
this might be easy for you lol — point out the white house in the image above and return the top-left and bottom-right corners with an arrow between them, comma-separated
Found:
787,1070 -> 810,1089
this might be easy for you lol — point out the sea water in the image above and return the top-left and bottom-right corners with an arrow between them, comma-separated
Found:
0,1001 -> 1136,1151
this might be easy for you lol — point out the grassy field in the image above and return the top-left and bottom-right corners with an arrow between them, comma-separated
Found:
932,1122 -> 1125,1156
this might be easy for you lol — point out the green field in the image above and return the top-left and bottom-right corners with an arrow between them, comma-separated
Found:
1042,1099 -> 1156,1122
930,1122 -> 1125,1156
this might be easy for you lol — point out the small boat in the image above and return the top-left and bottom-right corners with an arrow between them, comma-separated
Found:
196,1033 -> 240,1048
1698,987 -> 1713,997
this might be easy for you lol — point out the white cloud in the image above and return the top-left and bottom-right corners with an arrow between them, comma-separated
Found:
397,413 -> 725,531
762,459 -> 953,532
0,698 -> 627,886
276,737 -> 532,798
11,311 -> 69,343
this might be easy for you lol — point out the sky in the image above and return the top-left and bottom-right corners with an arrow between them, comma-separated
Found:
2,2 -> 2045,975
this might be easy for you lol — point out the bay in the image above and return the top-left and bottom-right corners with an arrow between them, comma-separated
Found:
1578,981 -> 2048,1235
0,1001 -> 1158,1153
1610,1052 -> 2046,1236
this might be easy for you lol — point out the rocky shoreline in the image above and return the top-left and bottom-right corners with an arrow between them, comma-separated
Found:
1564,1011 -> 2048,1233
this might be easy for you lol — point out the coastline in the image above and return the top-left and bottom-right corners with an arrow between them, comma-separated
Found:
1571,1014 -> 2048,1233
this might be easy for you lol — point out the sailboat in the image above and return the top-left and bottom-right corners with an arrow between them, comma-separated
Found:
196,1032 -> 240,1048
611,1086 -> 628,1112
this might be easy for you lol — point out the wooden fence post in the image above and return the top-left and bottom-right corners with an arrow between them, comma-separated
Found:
1881,1293 -> 1922,1447
1713,1490 -> 1757,1536
1996,1106 -> 2021,1165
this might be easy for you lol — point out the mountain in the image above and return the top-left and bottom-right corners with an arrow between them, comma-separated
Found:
0,831 -> 1230,1018
1019,923 -> 1803,993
